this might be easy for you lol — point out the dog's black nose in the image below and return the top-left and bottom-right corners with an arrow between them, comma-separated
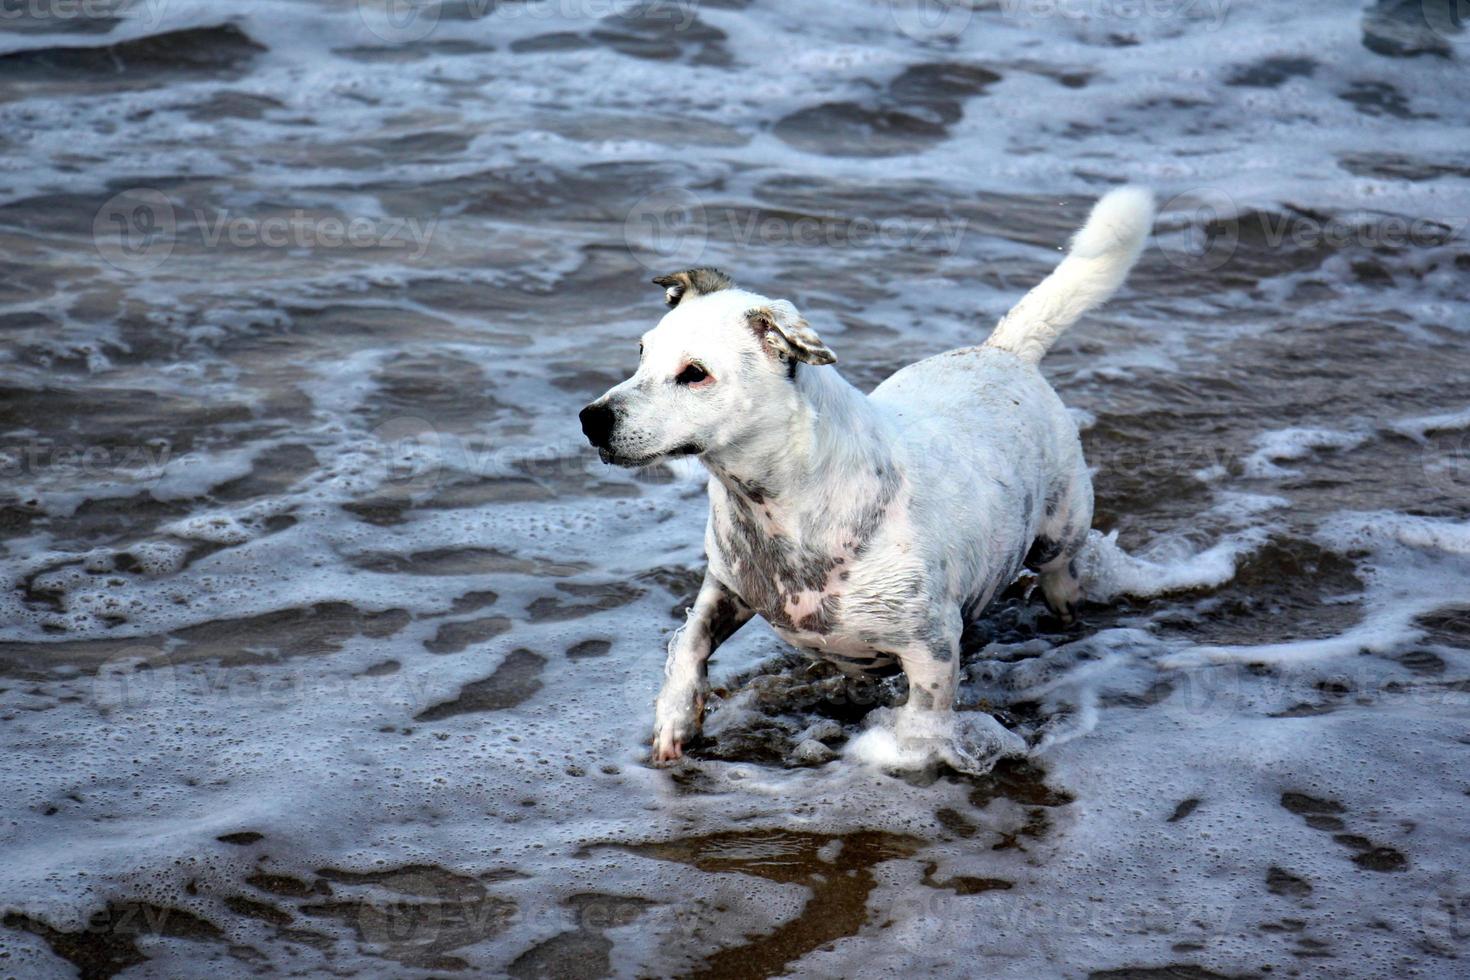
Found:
579,402 -> 615,449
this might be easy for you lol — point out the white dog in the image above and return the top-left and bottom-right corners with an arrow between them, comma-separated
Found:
580,187 -> 1154,767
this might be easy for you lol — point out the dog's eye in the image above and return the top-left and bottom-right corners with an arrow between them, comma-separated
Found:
675,364 -> 709,386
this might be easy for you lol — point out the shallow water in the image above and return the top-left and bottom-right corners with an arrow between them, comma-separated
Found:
2,1 -> 1469,976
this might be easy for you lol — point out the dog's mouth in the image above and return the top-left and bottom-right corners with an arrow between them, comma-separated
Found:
597,443 -> 701,468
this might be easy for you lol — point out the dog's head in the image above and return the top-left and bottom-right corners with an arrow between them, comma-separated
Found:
579,268 -> 836,467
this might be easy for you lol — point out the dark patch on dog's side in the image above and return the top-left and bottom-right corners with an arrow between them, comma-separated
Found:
652,267 -> 733,307
709,460 -> 901,636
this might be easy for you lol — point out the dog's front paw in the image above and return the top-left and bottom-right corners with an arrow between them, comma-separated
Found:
651,686 -> 705,764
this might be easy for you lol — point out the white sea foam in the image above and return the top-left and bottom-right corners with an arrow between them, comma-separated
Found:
1242,426 -> 1369,479
1390,405 -> 1470,442
1077,527 -> 1267,602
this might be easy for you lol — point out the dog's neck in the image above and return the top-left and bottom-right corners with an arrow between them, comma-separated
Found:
702,365 -> 895,525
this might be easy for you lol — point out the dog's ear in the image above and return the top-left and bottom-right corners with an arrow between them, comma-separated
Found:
746,301 -> 837,367
651,267 -> 733,307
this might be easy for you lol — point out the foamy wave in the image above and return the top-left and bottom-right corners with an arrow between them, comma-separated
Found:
1076,527 -> 1267,602
1242,426 -> 1368,479
1389,406 -> 1470,442
1162,512 -> 1470,667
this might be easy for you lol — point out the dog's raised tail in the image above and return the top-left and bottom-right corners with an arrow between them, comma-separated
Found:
984,186 -> 1154,364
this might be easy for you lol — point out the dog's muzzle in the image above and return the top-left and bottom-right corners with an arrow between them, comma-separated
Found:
579,401 -> 615,450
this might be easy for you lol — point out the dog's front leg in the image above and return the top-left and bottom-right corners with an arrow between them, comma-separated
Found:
893,618 -> 967,760
651,572 -> 752,763
893,616 -> 1025,772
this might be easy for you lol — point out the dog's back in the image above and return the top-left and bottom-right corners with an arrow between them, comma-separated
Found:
869,186 -> 1154,624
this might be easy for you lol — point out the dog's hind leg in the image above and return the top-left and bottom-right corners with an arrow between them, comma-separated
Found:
1035,552 -> 1084,625
651,572 -> 752,764
1027,461 -> 1093,625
